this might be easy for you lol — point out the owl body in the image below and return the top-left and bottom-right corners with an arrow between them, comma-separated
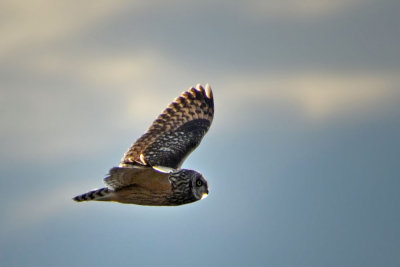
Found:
73,84 -> 213,206
74,168 -> 209,206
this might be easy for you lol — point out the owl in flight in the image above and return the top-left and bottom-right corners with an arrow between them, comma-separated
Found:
73,84 -> 214,206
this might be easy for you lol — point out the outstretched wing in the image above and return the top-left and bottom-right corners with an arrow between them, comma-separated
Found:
120,84 -> 214,169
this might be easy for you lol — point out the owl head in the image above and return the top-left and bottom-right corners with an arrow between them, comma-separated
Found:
168,169 -> 209,205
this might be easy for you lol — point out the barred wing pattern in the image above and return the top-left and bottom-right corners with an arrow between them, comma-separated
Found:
120,84 -> 214,169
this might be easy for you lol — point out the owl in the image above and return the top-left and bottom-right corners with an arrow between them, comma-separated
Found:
73,84 -> 214,206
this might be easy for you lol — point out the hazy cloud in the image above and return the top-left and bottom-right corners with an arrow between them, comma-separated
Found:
0,0 -> 133,58
218,71 -> 400,121
242,0 -> 361,19
2,46 -> 398,164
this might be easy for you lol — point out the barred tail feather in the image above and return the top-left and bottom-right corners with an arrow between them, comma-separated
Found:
73,187 -> 113,202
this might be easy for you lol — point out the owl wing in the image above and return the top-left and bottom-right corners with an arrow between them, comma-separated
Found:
119,84 -> 214,169
104,166 -> 171,190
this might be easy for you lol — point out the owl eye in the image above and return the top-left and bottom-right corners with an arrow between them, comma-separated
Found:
196,179 -> 203,187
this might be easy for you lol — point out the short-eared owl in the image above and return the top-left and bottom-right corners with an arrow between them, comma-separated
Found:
73,84 -> 214,206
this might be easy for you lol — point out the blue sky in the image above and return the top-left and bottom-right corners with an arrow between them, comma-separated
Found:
1,1 -> 400,266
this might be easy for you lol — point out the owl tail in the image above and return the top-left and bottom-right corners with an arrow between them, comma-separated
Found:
73,187 -> 113,202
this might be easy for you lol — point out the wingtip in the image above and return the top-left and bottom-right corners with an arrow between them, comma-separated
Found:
187,86 -> 197,98
205,83 -> 212,99
195,84 -> 204,91
193,83 -> 212,99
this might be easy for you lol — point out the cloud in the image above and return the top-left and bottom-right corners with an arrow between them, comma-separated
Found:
0,49 -> 196,164
20,49 -> 187,122
243,0 -> 360,20
282,73 -> 398,119
2,43 -> 399,164
0,0 -> 142,59
217,71 -> 400,125
0,0 -> 366,61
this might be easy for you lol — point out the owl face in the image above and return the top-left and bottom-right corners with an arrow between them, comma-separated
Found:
167,169 -> 209,205
190,172 -> 209,201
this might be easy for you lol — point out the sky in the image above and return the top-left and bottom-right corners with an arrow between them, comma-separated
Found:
1,0 -> 400,266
